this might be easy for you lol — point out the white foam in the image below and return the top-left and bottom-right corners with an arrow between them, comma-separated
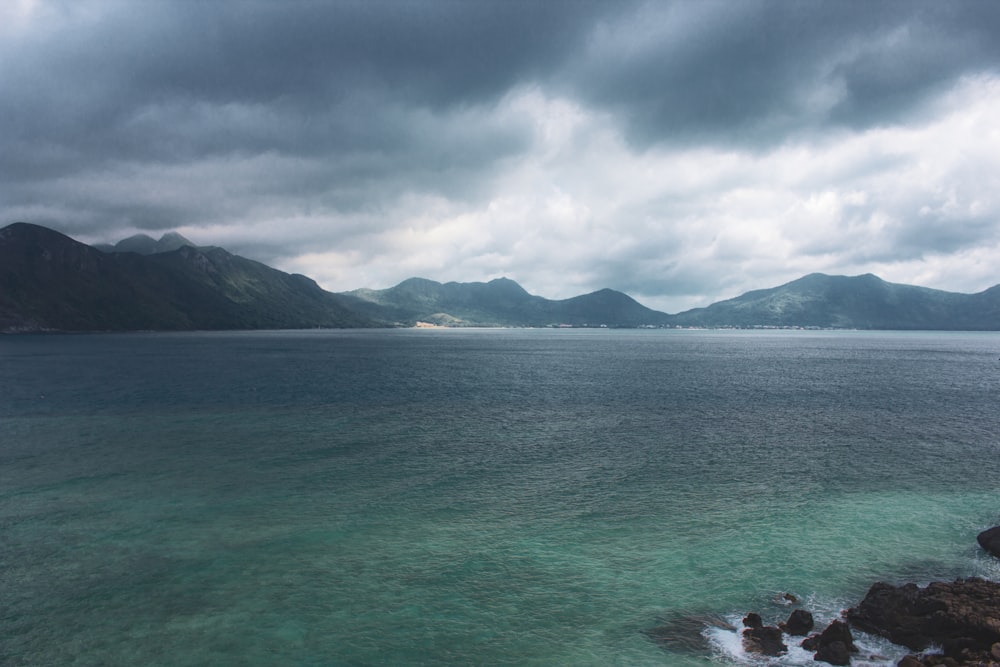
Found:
704,610 -> 909,666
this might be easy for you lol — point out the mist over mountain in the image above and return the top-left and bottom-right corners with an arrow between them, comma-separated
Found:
3,223 -> 1000,332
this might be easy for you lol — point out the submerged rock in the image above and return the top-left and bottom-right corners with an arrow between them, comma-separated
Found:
977,526 -> 1000,558
845,578 -> 1000,658
644,613 -> 734,654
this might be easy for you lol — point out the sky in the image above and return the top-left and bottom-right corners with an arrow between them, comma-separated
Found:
3,0 -> 1000,313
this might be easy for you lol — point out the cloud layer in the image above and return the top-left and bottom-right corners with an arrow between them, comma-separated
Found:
3,0 -> 999,311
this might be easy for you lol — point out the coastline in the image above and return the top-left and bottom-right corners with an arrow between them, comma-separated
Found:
711,525 -> 1000,666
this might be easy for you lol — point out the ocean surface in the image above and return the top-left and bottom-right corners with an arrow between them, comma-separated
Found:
2,328 -> 999,666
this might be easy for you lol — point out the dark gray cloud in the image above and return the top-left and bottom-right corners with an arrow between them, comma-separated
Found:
4,4 -> 547,165
2,0 -> 1000,311
2,1 -> 609,156
12,0 -> 995,179
569,0 -> 1000,148
2,0 -> 617,238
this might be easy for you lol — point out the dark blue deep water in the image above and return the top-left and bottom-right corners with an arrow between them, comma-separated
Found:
2,329 -> 999,665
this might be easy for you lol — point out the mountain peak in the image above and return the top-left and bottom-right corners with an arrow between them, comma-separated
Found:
485,277 -> 531,296
670,271 -> 996,329
396,277 -> 442,289
158,231 -> 195,249
0,222 -> 376,332
99,230 -> 197,255
1,221 -> 74,243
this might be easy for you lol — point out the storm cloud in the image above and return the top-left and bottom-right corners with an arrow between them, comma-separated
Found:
3,0 -> 999,312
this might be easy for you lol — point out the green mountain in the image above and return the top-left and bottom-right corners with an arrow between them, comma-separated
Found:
668,272 -> 1000,330
0,222 -> 375,332
4,223 -> 1000,332
341,277 -> 672,327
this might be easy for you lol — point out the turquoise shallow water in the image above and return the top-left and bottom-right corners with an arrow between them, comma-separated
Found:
1,329 -> 999,665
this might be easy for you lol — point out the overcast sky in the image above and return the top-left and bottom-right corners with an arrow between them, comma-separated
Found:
3,0 -> 1000,312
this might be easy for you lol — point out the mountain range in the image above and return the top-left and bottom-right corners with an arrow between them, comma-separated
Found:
667,272 -> 1000,330
0,223 -> 372,332
341,277 -> 670,327
2,222 -> 1000,332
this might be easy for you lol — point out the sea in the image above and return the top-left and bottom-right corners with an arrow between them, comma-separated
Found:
2,328 -> 999,666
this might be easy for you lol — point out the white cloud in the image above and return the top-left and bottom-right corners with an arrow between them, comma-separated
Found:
275,72 -> 1000,312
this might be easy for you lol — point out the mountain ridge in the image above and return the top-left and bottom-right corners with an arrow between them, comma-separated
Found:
3,222 -> 1000,332
668,272 -> 1000,330
340,277 -> 670,327
0,222 -> 375,332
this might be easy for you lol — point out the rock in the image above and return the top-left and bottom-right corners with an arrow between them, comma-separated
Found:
814,639 -> 851,665
743,624 -> 787,656
802,620 -> 857,663
781,608 -> 814,636
925,658 -> 959,667
978,526 -> 1000,558
894,650 -> 992,667
941,636 -> 980,659
819,620 -> 857,652
743,612 -> 763,629
992,641 -> 1000,661
846,578 -> 1000,654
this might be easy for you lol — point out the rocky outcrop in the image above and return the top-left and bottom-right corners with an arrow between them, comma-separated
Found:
846,578 -> 1000,665
780,608 -> 814,636
978,526 -> 1000,558
738,609 -> 851,663
896,645 -> 1000,666
729,577 -> 1000,667
652,526 -> 1000,666
814,639 -> 852,666
801,620 -> 857,666
742,612 -> 787,656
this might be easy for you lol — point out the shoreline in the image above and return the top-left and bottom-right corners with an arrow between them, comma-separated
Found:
721,525 -> 1000,666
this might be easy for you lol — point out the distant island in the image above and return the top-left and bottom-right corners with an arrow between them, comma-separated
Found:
3,222 -> 1000,333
